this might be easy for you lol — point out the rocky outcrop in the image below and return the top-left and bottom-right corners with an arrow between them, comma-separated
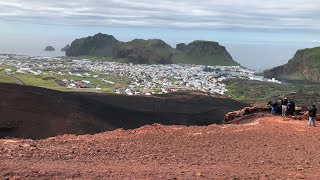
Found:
66,33 -> 238,66
177,41 -> 232,57
264,47 -> 320,82
224,106 -> 270,124
66,33 -> 120,56
61,44 -> 71,51
44,46 -> 55,51
292,112 -> 320,120
173,40 -> 238,66
113,39 -> 174,64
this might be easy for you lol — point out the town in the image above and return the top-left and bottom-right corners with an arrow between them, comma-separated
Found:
0,54 -> 281,95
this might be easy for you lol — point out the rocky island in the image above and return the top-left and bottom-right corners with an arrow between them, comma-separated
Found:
44,46 -> 55,51
66,33 -> 239,66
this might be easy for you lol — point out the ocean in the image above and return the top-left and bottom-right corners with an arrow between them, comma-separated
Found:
0,47 -> 65,57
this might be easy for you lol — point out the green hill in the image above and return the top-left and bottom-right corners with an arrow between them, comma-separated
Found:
264,47 -> 320,82
173,41 -> 238,66
66,33 -> 120,57
66,33 -> 239,66
113,39 -> 174,64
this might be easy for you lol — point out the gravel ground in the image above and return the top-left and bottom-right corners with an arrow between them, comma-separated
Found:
1,115 -> 320,179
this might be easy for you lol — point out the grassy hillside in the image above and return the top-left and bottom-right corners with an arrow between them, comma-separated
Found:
0,66 -> 21,84
115,39 -> 174,64
225,78 -> 320,107
4,71 -> 129,93
299,47 -> 320,67
280,71 -> 306,81
174,40 -> 238,66
264,46 -> 320,82
0,72 -> 19,84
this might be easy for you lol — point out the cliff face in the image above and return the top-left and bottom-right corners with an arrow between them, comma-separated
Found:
66,33 -> 238,66
177,41 -> 232,57
264,47 -> 320,82
113,39 -> 174,64
173,41 -> 238,66
303,65 -> 320,81
66,33 -> 120,56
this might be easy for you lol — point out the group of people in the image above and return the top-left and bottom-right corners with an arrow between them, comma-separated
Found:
268,96 -> 317,127
267,96 -> 295,116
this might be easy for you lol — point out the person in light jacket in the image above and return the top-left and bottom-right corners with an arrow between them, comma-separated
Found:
281,96 -> 288,116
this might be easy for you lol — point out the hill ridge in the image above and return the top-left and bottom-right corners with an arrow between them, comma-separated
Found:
66,33 -> 239,66
264,46 -> 320,82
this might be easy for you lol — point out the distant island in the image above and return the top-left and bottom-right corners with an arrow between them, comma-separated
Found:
44,46 -> 55,51
61,44 -> 71,51
264,46 -> 320,82
66,33 -> 239,66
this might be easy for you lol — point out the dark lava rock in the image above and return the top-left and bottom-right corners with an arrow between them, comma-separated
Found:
44,46 -> 55,51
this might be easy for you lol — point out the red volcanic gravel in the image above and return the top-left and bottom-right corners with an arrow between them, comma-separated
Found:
1,115 -> 320,179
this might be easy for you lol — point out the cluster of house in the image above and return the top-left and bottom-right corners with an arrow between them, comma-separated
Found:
58,79 -> 100,89
0,54 -> 281,95
73,61 -> 260,95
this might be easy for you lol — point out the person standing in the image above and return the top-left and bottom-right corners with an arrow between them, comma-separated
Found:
308,105 -> 317,127
287,100 -> 295,115
281,96 -> 289,116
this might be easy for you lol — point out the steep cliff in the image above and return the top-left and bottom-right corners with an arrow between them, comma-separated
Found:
66,33 -> 120,56
173,41 -> 238,66
66,33 -> 238,66
113,39 -> 174,64
264,47 -> 320,82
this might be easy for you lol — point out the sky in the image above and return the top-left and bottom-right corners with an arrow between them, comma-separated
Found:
0,0 -> 320,70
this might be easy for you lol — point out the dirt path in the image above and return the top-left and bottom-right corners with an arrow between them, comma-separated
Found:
1,115 -> 320,179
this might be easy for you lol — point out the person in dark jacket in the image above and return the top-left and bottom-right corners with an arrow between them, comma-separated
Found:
276,99 -> 282,114
267,101 -> 278,114
308,104 -> 317,127
287,100 -> 295,115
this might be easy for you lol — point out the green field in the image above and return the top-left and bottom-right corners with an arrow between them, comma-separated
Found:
5,72 -> 129,93
224,78 -> 320,105
0,72 -> 19,84
280,71 -> 305,81
0,66 -> 21,84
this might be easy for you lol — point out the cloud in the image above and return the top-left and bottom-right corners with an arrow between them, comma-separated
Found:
0,0 -> 319,31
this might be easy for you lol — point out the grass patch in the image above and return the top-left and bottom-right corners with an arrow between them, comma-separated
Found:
10,72 -> 129,93
13,74 -> 59,87
0,72 -> 19,84
225,78 -> 320,105
281,71 -> 305,81
298,47 -> 320,67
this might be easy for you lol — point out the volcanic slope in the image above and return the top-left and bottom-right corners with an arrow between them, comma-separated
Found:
2,115 -> 320,179
0,83 -> 248,139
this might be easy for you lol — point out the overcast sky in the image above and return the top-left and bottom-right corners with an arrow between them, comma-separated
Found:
1,0 -> 320,70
